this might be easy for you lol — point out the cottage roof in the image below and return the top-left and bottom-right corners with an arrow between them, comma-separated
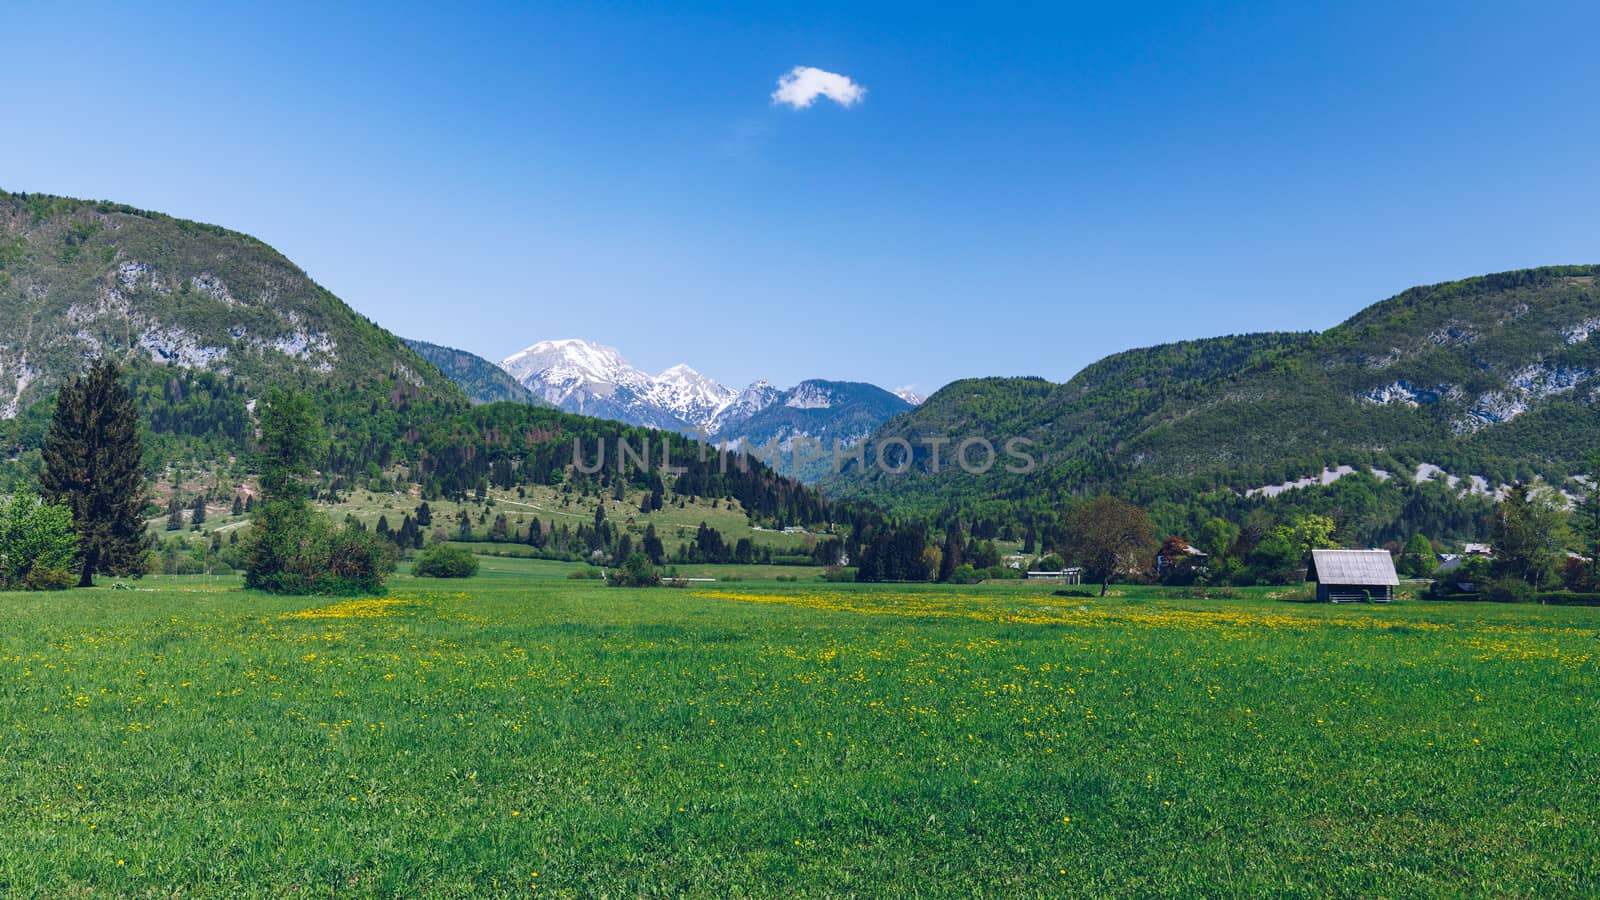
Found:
1307,549 -> 1399,586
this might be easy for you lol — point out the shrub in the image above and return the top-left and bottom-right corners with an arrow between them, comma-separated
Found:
243,515 -> 397,595
567,567 -> 603,580
24,566 -> 77,591
412,545 -> 480,578
947,564 -> 982,585
607,552 -> 660,588
0,491 -> 78,589
1483,577 -> 1536,604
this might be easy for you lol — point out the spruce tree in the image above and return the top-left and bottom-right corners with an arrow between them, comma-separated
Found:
166,498 -> 185,531
190,493 -> 207,526
242,388 -> 322,592
41,359 -> 152,586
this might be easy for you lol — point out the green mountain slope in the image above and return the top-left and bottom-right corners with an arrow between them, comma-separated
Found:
403,338 -> 546,406
0,190 -> 831,536
0,190 -> 463,417
823,266 -> 1600,526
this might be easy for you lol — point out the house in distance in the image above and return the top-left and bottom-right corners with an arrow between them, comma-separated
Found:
1306,549 -> 1399,603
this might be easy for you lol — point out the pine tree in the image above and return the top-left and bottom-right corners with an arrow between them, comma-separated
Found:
166,498 -> 185,531
231,495 -> 244,516
938,525 -> 966,582
41,359 -> 153,586
190,493 -> 207,526
242,388 -> 322,593
642,522 -> 664,565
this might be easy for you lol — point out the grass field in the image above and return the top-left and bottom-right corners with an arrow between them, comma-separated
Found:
152,481 -> 835,565
2,568 -> 1597,896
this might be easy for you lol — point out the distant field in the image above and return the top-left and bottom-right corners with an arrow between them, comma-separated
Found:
153,481 -> 830,561
1,574 -> 1596,895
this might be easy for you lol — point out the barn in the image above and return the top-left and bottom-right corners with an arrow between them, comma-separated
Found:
1306,549 -> 1399,603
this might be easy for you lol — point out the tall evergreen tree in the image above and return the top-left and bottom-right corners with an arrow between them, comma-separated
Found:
242,388 -> 322,592
190,493 -> 207,526
165,497 -> 185,531
938,525 -> 966,582
642,522 -> 664,565
40,359 -> 152,586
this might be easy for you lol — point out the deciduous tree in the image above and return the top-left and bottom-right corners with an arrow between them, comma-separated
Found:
1064,496 -> 1157,596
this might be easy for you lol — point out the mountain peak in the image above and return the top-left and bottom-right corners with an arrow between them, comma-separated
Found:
892,385 -> 926,406
492,338 -> 914,471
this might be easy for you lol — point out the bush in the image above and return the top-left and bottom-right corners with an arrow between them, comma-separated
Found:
607,552 -> 660,588
1483,577 -> 1536,604
821,567 -> 856,583
947,564 -> 982,585
243,513 -> 397,595
0,491 -> 78,589
24,566 -> 76,591
567,567 -> 603,580
412,545 -> 480,578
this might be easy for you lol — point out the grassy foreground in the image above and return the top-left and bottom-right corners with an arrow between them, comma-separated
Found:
1,563 -> 1597,896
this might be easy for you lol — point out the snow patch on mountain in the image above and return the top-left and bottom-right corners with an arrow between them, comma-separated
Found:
1245,465 -> 1390,498
1413,463 -> 1499,497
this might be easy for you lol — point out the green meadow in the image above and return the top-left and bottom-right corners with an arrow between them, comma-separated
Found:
2,561 -> 1597,896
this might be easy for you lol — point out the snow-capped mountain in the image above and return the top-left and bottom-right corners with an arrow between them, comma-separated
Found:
500,338 -> 748,432
494,339 -> 916,479
708,379 -> 782,435
725,380 -> 915,480
892,386 -> 926,406
654,363 -> 737,428
499,339 -> 692,430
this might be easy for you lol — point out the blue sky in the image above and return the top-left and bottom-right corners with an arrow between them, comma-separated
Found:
5,1 -> 1600,395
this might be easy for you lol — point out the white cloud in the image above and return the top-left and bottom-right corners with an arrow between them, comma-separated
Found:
771,66 -> 866,109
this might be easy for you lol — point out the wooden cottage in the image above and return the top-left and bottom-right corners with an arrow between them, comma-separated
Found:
1306,549 -> 1398,603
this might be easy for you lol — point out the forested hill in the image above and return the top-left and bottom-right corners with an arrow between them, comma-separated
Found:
404,338 -> 545,406
0,190 -> 463,416
821,266 -> 1600,540
0,190 -> 830,528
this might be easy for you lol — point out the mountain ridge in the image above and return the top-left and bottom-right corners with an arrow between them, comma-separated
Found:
495,338 -> 917,478
822,265 -> 1600,529
0,189 -> 463,417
